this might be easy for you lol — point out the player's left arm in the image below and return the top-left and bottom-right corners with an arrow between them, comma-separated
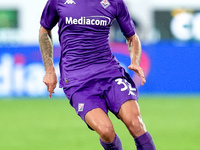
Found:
126,34 -> 146,86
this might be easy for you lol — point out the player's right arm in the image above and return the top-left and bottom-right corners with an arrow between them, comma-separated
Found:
39,26 -> 57,98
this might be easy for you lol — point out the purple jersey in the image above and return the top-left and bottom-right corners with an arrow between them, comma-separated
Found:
40,0 -> 135,91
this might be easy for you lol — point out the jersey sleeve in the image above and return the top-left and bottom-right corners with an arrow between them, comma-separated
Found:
40,0 -> 59,30
116,0 -> 135,37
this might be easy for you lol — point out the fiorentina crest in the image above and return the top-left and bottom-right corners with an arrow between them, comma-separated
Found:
100,0 -> 110,9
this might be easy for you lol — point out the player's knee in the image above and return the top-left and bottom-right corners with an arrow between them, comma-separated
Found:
99,123 -> 115,142
126,116 -> 146,137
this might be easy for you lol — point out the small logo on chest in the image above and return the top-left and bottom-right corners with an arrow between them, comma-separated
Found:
64,0 -> 76,4
100,0 -> 110,9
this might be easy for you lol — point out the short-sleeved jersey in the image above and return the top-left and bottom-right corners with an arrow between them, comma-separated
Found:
40,0 -> 135,91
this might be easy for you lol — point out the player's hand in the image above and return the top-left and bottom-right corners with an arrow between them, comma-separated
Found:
128,64 -> 146,86
43,68 -> 57,98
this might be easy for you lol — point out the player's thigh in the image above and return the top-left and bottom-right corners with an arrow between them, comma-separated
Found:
117,100 -> 146,134
117,100 -> 141,120
105,77 -> 139,116
85,108 -> 115,139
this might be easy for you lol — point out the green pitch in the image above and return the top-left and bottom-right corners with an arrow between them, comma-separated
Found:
0,95 -> 200,150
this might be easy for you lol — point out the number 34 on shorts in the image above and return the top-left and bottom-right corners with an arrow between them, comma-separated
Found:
115,78 -> 136,96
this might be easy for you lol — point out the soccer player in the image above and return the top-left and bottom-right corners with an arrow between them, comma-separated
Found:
39,0 -> 156,149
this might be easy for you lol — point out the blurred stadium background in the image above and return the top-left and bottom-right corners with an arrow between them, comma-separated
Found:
0,0 -> 200,149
